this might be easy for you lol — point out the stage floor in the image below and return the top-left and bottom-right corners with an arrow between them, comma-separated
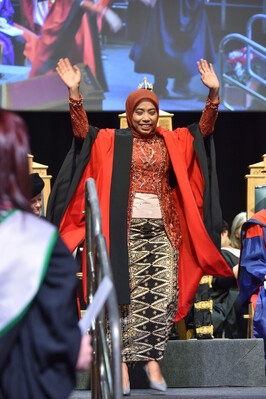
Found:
70,386 -> 266,399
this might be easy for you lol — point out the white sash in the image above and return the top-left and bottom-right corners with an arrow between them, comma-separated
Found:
0,210 -> 57,335
221,246 -> 240,258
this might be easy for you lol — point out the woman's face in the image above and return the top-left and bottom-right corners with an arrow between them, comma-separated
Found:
131,100 -> 158,136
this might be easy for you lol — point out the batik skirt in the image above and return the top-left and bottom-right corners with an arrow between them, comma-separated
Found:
121,218 -> 178,363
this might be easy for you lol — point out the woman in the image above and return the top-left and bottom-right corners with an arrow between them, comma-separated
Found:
47,57 -> 233,394
0,110 -> 92,399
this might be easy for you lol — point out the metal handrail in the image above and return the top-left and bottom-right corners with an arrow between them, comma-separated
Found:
85,178 -> 122,399
204,1 -> 264,31
219,14 -> 266,110
246,14 -> 266,80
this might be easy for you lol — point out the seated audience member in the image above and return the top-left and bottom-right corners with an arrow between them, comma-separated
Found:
238,209 -> 266,364
0,0 -> 16,64
0,109 -> 92,399
211,212 -> 247,338
30,172 -> 45,216
220,219 -> 230,247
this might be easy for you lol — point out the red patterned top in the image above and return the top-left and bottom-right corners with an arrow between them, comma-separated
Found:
129,137 -> 182,250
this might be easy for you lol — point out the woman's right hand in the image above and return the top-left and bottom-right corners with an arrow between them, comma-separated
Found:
76,334 -> 93,371
56,58 -> 81,100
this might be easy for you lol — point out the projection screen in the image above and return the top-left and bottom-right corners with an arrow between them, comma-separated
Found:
0,0 -> 265,111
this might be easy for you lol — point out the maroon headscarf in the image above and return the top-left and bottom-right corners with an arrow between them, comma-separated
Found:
125,89 -> 159,138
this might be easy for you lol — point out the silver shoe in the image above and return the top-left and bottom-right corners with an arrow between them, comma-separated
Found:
144,365 -> 167,392
123,386 -> 130,396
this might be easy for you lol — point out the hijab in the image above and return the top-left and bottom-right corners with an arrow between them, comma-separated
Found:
125,89 -> 159,138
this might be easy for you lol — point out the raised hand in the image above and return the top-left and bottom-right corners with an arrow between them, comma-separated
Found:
197,59 -> 220,102
56,58 -> 81,99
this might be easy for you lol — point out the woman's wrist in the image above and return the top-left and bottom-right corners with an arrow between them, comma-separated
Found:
69,86 -> 81,100
69,95 -> 83,106
208,87 -> 220,103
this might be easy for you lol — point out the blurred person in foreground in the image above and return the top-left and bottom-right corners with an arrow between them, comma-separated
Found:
0,109 -> 92,399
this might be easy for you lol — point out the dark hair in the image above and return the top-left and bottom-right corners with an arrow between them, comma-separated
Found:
221,219 -> 229,233
0,110 -> 32,212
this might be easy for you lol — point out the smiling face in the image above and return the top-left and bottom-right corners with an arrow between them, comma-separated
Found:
131,100 -> 158,136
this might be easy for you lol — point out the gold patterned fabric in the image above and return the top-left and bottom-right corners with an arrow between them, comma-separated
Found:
120,218 -> 178,362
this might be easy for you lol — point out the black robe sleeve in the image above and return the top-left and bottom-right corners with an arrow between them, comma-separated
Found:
189,122 -> 222,250
46,126 -> 99,227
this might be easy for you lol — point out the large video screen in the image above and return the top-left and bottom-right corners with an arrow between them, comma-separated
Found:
0,0 -> 265,111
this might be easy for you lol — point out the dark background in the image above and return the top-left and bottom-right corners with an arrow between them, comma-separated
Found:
18,109 -> 266,228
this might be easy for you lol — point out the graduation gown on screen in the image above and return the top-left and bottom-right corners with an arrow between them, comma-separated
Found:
28,0 -> 108,91
127,0 -> 216,82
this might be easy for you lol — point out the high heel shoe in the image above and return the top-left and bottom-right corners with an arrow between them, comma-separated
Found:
122,386 -> 130,396
144,365 -> 167,392
122,362 -> 131,396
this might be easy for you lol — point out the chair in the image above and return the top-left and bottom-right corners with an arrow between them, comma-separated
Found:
243,303 -> 254,338
245,154 -> 266,219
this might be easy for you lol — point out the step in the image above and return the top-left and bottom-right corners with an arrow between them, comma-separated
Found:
160,338 -> 266,388
75,338 -> 266,390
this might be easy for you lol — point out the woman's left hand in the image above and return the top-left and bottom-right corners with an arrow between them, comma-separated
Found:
197,59 -> 220,102
197,59 -> 220,90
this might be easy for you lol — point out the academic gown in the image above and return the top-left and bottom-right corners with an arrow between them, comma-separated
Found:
238,209 -> 266,361
127,0 -> 216,82
47,123 -> 233,321
0,0 -> 15,65
28,0 -> 108,91
0,211 -> 81,399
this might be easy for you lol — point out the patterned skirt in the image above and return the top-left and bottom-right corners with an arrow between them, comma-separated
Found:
120,218 -> 178,363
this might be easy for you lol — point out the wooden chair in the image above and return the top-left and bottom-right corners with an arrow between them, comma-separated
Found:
243,302 -> 254,338
245,154 -> 266,219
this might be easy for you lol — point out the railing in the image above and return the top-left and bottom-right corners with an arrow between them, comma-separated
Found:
204,0 -> 265,30
85,178 -> 122,399
219,14 -> 266,110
